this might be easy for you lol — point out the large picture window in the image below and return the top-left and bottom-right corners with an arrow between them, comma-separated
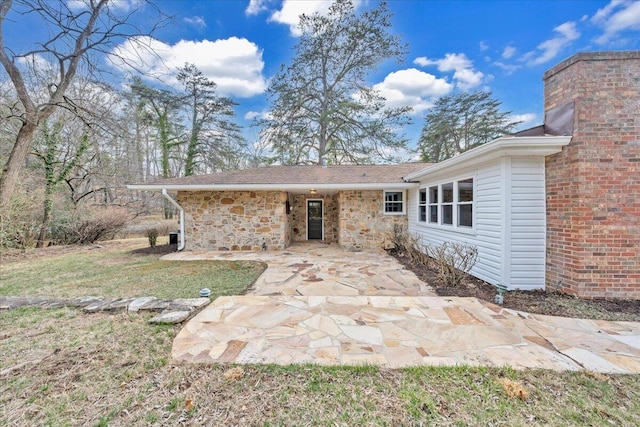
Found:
383,190 -> 405,214
418,178 -> 474,229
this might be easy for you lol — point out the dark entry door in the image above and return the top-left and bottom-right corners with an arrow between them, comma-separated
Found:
307,200 -> 323,240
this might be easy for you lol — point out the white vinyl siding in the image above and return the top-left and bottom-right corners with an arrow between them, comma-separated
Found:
408,161 -> 503,287
408,157 -> 547,290
508,157 -> 547,290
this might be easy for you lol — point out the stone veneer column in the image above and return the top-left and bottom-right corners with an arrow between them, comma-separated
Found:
544,51 -> 640,299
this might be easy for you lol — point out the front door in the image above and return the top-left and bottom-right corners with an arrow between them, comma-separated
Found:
307,200 -> 323,240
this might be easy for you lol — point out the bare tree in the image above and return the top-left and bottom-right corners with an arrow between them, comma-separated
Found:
0,0 -> 165,208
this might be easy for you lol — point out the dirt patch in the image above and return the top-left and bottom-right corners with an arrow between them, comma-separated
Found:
391,251 -> 640,322
129,243 -> 178,256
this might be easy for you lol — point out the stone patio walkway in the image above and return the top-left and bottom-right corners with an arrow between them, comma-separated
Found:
166,244 -> 640,373
164,242 -> 434,297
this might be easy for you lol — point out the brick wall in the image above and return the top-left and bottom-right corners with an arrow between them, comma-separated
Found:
544,51 -> 640,299
338,190 -> 407,250
177,190 -> 289,250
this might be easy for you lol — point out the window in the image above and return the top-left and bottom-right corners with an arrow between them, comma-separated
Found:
428,186 -> 438,223
418,189 -> 427,222
384,190 -> 405,214
457,178 -> 473,227
441,182 -> 454,225
419,178 -> 474,229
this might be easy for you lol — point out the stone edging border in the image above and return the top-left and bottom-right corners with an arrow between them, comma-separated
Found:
0,296 -> 210,324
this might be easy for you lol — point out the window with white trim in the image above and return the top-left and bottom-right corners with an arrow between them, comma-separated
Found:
418,188 -> 427,222
457,178 -> 473,227
441,182 -> 454,225
383,190 -> 405,214
428,186 -> 438,223
419,178 -> 474,228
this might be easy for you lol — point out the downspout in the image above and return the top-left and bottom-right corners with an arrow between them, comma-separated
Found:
162,188 -> 185,251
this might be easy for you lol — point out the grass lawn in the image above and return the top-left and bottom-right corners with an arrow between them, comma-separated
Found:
0,238 -> 265,300
1,307 -> 638,426
1,239 -> 639,426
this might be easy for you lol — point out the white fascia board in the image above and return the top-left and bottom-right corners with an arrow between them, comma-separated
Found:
126,182 -> 418,192
404,136 -> 572,181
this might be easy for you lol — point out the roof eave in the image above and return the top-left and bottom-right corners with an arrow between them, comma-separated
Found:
404,136 -> 572,181
126,182 -> 418,192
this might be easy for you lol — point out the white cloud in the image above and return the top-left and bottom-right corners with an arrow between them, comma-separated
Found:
108,36 -> 267,98
524,21 -> 580,66
413,53 -> 485,90
183,16 -> 206,28
269,0 -> 333,36
244,110 -> 272,121
372,68 -> 453,115
510,113 -> 537,126
269,0 -> 363,37
479,41 -> 489,51
67,0 -> 142,12
502,46 -> 516,59
493,61 -> 521,74
16,53 -> 53,72
452,68 -> 484,90
245,0 -> 271,16
591,0 -> 640,44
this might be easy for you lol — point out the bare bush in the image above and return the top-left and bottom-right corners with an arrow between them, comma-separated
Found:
0,178 -> 42,249
146,228 -> 159,248
389,224 -> 431,268
49,207 -> 129,245
429,241 -> 478,287
120,218 -> 176,238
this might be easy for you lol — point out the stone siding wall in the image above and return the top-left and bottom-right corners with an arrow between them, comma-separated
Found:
338,190 -> 407,250
544,51 -> 640,299
289,193 -> 339,242
177,191 -> 289,250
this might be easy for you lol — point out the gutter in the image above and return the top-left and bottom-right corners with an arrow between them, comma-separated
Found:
161,189 -> 185,251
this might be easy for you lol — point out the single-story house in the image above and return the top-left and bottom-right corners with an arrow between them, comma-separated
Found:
129,51 -> 639,299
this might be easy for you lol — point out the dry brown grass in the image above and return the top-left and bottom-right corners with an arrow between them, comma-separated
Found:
1,307 -> 639,426
497,377 -> 529,401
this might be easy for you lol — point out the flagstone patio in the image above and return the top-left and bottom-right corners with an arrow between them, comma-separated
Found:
166,243 -> 640,373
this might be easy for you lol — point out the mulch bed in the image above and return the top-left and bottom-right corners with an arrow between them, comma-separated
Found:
129,243 -> 178,255
391,251 -> 640,322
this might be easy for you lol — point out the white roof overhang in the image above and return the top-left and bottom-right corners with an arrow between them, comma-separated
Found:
404,136 -> 572,182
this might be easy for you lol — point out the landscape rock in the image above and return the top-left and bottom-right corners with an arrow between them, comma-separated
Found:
0,296 -> 210,324
149,310 -> 193,324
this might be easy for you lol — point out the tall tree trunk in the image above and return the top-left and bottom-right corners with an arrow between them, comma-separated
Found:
184,96 -> 199,176
0,121 -> 38,208
36,183 -> 54,248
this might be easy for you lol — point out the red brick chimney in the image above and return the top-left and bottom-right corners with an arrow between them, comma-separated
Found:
544,51 -> 640,299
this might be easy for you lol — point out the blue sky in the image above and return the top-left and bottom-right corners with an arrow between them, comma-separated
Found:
5,0 -> 640,150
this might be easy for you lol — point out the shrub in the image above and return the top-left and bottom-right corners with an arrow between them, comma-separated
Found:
429,241 -> 478,287
49,207 -> 129,245
0,179 -> 42,249
389,224 -> 431,268
146,228 -> 159,248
